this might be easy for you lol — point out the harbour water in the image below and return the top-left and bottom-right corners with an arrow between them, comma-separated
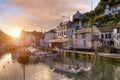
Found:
0,53 -> 120,80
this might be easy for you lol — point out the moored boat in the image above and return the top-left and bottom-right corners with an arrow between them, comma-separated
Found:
53,65 -> 91,74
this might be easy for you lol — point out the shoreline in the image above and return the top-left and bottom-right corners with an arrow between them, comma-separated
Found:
58,49 -> 120,63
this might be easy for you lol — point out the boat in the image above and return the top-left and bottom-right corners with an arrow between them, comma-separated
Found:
53,65 -> 91,74
47,50 -> 60,57
29,48 -> 48,56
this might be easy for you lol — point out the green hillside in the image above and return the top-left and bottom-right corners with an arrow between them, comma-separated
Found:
80,0 -> 120,27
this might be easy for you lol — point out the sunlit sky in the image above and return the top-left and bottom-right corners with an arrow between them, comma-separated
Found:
0,0 -> 100,37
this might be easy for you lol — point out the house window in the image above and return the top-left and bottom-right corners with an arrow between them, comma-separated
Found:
60,32 -> 62,36
59,32 -> 60,36
109,33 -> 111,39
63,31 -> 64,35
117,36 -> 119,40
82,33 -> 85,39
105,34 -> 107,38
64,31 -> 65,35
105,33 -> 111,39
101,34 -> 104,39
65,25 -> 66,29
62,25 -> 65,30
62,32 -> 64,36
75,34 -> 78,39
83,40 -> 86,46
117,35 -> 120,40
117,28 -> 120,33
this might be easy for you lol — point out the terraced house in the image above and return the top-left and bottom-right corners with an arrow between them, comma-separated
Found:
21,31 -> 43,46
48,11 -> 82,49
72,25 -> 102,51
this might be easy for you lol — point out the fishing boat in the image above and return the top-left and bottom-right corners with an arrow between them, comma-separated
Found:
53,65 -> 91,74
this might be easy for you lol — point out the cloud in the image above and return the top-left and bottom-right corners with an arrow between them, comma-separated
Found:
0,0 -> 100,36
0,0 -> 101,37
10,0 -> 92,29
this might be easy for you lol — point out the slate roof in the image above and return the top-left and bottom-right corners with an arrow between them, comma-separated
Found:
75,27 -> 92,34
97,23 -> 120,32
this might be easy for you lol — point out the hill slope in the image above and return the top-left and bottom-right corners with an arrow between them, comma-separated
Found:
81,0 -> 120,27
0,30 -> 12,44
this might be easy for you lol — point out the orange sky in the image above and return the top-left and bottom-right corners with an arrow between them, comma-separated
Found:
0,0 -> 100,37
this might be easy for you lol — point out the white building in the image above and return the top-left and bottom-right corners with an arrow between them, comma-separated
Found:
49,21 -> 75,49
72,25 -> 101,50
98,24 -> 120,48
21,31 -> 43,46
104,4 -> 120,15
40,29 -> 56,48
66,27 -> 76,49
98,25 -> 114,47
48,11 -> 83,49
113,26 -> 120,48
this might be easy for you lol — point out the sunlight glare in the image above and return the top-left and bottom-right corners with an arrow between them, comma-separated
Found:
11,29 -> 21,38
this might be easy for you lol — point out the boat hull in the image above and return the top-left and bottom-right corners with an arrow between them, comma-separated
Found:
54,66 -> 80,74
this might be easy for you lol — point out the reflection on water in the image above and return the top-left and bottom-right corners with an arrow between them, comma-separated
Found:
0,53 -> 120,80
0,54 -> 11,63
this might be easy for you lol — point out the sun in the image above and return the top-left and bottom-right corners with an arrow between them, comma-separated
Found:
11,30 -> 21,38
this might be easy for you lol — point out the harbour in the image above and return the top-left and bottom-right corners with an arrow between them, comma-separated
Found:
0,51 -> 120,80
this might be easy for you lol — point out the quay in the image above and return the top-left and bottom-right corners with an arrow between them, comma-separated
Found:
57,49 -> 120,63
11,46 -> 120,63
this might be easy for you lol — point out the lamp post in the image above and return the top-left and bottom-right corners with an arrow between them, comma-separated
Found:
22,64 -> 25,80
91,27 -> 94,52
90,1 -> 94,52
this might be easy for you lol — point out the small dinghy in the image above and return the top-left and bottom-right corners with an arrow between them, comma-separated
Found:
54,65 -> 91,74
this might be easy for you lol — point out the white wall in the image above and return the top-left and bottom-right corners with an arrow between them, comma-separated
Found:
26,34 -> 36,46
45,32 -> 55,47
40,38 -> 45,47
57,24 -> 67,39
40,32 -> 56,48
113,6 -> 120,12
65,28 -> 76,49
105,8 -> 112,15
67,28 -> 76,37
101,32 -> 113,46
73,33 -> 92,49
72,25 -> 101,49
113,28 -> 120,48
45,32 -> 55,43
93,25 -> 101,37
104,5 -> 120,15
